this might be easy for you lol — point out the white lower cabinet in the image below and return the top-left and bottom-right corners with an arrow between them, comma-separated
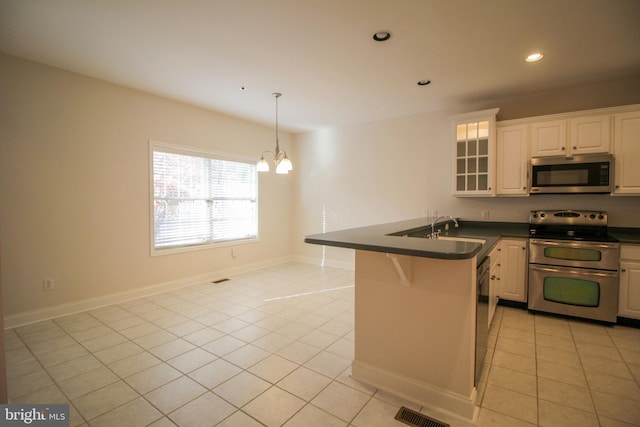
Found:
488,243 -> 501,327
619,245 -> 640,319
498,238 -> 528,303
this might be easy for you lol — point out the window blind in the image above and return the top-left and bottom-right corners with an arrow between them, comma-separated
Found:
152,146 -> 257,249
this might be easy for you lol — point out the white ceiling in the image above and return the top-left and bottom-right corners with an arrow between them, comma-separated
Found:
1,0 -> 639,132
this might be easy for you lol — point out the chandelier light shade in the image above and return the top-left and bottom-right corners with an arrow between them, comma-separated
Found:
258,92 -> 293,174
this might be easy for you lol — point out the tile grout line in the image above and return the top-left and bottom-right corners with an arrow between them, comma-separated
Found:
570,322 -> 603,427
68,307 -> 179,425
113,276 -> 293,425
8,328 -> 59,396
16,282 -> 238,424
13,321 -> 95,426
7,265 -> 639,426
53,312 -> 164,426
153,270 -> 354,425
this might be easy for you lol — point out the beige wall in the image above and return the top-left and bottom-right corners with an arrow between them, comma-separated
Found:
293,76 -> 640,265
2,52 -> 639,320
0,230 -> 7,402
0,54 -> 294,319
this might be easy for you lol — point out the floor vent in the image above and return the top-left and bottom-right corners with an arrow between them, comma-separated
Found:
395,407 -> 449,427
212,278 -> 230,284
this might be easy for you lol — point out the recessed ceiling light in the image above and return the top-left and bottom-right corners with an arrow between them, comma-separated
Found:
525,52 -> 544,62
417,80 -> 431,86
372,31 -> 392,42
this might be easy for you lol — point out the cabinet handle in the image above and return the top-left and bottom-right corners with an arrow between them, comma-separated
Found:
573,146 -> 577,150
491,275 -> 496,280
561,146 -> 565,150
616,185 -> 620,189
621,268 -> 626,273
497,263 -> 501,267
522,247 -> 526,250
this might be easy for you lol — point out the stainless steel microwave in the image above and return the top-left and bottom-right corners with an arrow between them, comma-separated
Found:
530,154 -> 613,194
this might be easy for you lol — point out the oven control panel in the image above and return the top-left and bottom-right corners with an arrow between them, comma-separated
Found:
529,210 -> 607,226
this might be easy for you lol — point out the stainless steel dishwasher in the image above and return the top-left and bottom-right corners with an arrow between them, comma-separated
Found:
476,256 -> 490,386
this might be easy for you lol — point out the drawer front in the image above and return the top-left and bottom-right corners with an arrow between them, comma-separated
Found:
621,244 -> 640,261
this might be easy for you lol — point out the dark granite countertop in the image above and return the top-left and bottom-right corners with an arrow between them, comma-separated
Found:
304,218 -> 640,262
304,218 -> 530,261
609,227 -> 640,245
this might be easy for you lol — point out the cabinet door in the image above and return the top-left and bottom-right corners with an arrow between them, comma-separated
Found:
497,125 -> 529,195
613,111 -> 640,195
499,239 -> 528,302
570,115 -> 611,154
454,121 -> 493,196
488,244 -> 502,326
452,109 -> 499,197
619,260 -> 640,319
530,120 -> 567,157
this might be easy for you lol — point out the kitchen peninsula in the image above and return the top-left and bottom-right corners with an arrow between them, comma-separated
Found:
305,218 -> 528,424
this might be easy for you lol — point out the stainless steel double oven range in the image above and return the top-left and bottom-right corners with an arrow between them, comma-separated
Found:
528,210 -> 620,324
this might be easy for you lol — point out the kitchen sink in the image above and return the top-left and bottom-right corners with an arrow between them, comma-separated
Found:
436,236 -> 486,244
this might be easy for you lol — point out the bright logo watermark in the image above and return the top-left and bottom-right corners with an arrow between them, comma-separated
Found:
1,405 -> 69,426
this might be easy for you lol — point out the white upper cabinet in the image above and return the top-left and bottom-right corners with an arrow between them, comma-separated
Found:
571,115 -> 611,154
530,115 -> 610,157
496,125 -> 529,196
530,120 -> 567,157
613,110 -> 640,195
451,108 -> 499,197
454,104 -> 638,197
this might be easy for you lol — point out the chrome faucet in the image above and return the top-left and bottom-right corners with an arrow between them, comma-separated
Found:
429,216 -> 459,239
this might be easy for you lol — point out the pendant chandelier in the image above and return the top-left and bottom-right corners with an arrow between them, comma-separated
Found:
257,92 -> 293,174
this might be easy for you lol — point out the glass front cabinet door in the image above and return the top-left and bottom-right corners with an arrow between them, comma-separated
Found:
452,108 -> 499,196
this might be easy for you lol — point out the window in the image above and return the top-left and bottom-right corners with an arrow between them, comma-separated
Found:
150,141 -> 258,253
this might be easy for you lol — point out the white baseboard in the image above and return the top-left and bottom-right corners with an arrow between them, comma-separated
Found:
352,360 -> 478,426
4,256 -> 294,329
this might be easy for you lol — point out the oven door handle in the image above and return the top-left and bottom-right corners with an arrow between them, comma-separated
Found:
529,264 -> 618,278
529,239 -> 620,250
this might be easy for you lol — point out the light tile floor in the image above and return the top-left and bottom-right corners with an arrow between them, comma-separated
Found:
5,263 -> 640,426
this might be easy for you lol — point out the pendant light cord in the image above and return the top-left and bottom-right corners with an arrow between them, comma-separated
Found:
274,92 -> 281,156
257,92 -> 291,174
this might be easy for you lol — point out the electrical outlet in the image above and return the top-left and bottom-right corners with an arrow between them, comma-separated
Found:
43,278 -> 55,291
231,249 -> 237,259
481,210 -> 490,219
